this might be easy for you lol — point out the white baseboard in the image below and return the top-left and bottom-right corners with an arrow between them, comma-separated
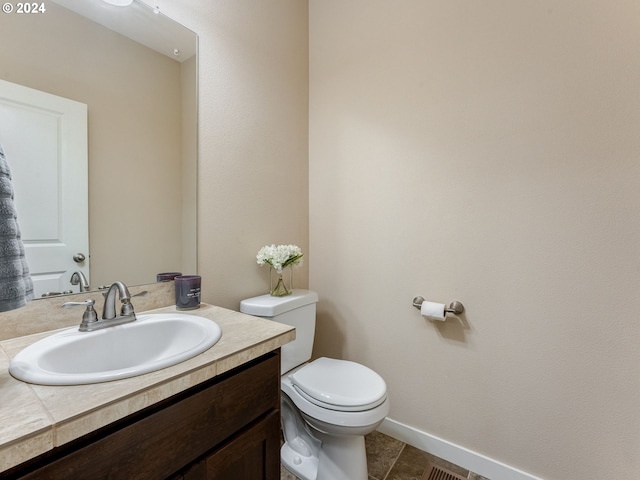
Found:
377,418 -> 543,480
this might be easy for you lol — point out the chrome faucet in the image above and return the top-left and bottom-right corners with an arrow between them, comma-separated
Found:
102,281 -> 136,322
70,271 -> 90,292
63,281 -> 138,332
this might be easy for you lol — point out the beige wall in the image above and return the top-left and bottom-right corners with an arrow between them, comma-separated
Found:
0,3 -> 187,287
308,1 -> 640,479
159,0 -> 310,308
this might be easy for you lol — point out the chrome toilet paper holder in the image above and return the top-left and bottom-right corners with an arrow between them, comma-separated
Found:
412,296 -> 465,315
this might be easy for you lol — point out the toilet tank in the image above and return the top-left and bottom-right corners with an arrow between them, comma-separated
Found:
240,290 -> 319,374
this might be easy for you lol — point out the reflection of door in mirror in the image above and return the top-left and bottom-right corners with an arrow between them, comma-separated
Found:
0,79 -> 88,298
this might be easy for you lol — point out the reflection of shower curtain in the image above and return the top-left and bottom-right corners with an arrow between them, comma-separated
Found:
0,144 -> 34,312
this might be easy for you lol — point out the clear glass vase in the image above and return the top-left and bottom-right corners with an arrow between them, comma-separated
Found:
270,267 -> 292,297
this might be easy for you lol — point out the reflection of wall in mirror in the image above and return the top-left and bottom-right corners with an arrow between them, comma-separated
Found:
0,3 -> 195,288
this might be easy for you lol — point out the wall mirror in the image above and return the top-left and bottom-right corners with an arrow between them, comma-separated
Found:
0,0 -> 197,302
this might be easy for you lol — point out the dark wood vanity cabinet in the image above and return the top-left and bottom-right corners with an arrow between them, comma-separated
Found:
3,352 -> 281,480
179,411 -> 280,480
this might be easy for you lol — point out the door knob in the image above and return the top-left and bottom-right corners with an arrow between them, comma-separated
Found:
73,253 -> 86,263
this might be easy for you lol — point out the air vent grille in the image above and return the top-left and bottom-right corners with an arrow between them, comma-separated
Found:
422,461 -> 468,480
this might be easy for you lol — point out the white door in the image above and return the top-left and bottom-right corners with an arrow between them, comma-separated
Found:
0,79 -> 89,297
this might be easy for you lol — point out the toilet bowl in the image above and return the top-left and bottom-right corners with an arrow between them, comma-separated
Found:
240,290 -> 389,480
280,359 -> 389,480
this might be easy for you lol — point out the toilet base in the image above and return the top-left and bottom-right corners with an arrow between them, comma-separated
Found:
281,442 -> 318,480
281,433 -> 368,480
315,431 -> 367,480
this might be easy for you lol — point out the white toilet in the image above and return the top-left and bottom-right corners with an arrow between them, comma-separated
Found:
240,289 -> 389,480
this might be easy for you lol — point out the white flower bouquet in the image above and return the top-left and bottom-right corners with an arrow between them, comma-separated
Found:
256,244 -> 304,296
256,244 -> 304,273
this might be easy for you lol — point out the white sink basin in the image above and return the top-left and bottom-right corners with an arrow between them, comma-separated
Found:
9,313 -> 222,385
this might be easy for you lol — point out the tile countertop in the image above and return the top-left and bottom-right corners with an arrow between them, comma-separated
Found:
0,303 -> 295,473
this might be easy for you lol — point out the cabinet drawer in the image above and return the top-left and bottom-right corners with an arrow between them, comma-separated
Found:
15,352 -> 280,480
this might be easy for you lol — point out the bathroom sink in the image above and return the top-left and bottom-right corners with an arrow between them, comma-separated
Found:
9,313 -> 222,386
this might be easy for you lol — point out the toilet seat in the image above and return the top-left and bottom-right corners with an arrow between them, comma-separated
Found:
282,375 -> 390,430
292,385 -> 387,412
289,357 -> 387,412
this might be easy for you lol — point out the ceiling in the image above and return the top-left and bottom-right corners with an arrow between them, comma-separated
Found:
51,0 -> 196,62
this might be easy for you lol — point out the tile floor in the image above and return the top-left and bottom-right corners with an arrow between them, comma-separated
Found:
280,430 -> 491,480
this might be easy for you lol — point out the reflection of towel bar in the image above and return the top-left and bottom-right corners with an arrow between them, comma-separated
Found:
412,296 -> 465,315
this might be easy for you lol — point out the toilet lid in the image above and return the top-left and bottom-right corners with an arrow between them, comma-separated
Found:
289,357 -> 387,411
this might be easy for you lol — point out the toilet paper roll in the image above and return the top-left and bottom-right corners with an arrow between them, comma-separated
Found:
420,301 -> 446,321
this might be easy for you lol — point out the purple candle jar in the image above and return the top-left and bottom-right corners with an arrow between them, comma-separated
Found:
175,275 -> 201,310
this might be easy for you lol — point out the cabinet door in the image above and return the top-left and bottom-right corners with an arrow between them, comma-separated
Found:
184,411 -> 280,480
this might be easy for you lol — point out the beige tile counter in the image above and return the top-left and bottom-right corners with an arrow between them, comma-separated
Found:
0,303 -> 294,472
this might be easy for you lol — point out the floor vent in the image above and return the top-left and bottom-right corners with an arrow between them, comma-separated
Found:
422,461 -> 468,480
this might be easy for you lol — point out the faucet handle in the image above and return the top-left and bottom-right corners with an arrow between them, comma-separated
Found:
63,299 -> 99,332
121,298 -> 135,317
